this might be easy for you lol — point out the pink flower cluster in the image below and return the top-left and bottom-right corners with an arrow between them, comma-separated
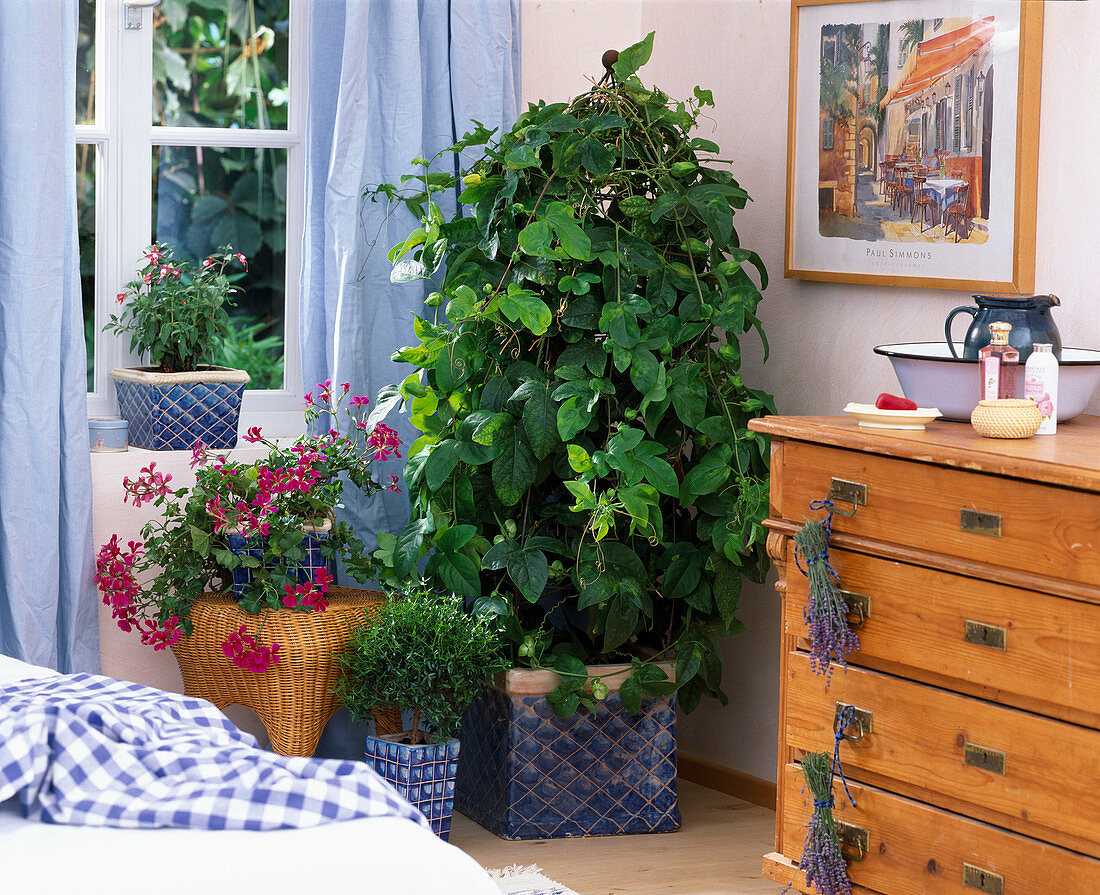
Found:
282,568 -> 333,611
366,423 -> 403,461
94,535 -> 182,651
221,626 -> 281,673
122,462 -> 173,507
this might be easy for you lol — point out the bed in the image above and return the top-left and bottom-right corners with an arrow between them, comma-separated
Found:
0,654 -> 498,894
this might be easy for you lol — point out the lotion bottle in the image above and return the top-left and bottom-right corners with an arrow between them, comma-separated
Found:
1025,342 -> 1058,435
978,322 -> 1019,400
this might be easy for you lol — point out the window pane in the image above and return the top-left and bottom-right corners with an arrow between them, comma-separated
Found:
154,1 -> 290,129
152,144 -> 287,390
77,0 -> 95,125
78,144 -> 96,390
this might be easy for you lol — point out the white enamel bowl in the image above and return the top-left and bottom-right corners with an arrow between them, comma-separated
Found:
874,343 -> 1100,422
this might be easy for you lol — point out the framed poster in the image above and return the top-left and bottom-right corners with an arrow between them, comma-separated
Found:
785,0 -> 1043,291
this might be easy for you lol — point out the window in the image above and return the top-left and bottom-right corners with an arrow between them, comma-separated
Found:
822,34 -> 837,66
822,117 -> 834,151
79,0 -> 306,435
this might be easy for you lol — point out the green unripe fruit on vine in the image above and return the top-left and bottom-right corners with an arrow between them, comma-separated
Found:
504,519 -> 518,538
719,343 -> 739,362
592,681 -> 610,700
518,638 -> 532,657
462,172 -> 482,187
624,408 -> 638,420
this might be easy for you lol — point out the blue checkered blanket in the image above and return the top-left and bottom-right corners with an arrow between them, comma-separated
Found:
0,672 -> 427,832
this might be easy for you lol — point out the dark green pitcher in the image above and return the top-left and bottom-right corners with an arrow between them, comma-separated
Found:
945,294 -> 1061,361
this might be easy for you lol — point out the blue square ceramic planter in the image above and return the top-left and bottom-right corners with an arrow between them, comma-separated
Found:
112,365 -> 249,451
364,735 -> 461,841
227,526 -> 332,600
455,668 -> 681,840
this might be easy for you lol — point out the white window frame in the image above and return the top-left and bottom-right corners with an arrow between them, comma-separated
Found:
80,0 -> 308,437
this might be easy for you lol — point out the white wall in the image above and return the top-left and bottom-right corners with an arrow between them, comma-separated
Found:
521,0 -> 1100,782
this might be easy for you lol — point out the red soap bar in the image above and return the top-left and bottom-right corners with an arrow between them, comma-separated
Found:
875,392 -> 918,411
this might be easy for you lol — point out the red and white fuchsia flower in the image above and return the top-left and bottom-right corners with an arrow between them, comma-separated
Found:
94,383 -> 404,673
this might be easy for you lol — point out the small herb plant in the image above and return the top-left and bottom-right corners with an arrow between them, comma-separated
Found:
335,586 -> 509,743
93,383 -> 404,672
370,33 -> 774,714
105,242 -> 247,373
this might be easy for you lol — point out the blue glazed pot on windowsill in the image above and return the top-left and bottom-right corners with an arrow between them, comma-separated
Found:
112,365 -> 250,451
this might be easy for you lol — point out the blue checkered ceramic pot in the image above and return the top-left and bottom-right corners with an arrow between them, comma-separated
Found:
364,735 -> 461,841
112,365 -> 250,451
226,521 -> 333,600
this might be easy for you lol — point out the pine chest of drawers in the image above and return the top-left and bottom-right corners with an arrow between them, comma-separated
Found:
749,415 -> 1100,895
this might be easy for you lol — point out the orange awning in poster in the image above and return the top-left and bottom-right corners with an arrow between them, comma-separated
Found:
880,16 -> 994,108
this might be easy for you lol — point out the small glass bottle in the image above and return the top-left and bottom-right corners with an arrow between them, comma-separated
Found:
1024,342 -> 1059,435
978,322 -> 1019,400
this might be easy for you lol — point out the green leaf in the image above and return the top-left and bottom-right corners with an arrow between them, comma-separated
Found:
628,348 -> 659,395
434,524 -> 476,552
567,444 -> 594,476
480,376 -> 512,413
518,219 -> 553,256
492,431 -> 537,505
499,286 -> 553,335
638,454 -> 679,497
507,548 -> 549,602
680,444 -> 733,503
523,385 -> 559,460
667,364 -> 708,426
619,675 -> 643,713
483,538 -> 521,570
391,258 -> 430,283
612,31 -> 655,81
713,556 -> 742,623
394,516 -> 431,579
424,440 -> 461,491
189,525 -> 210,556
664,551 -> 702,600
564,479 -> 597,510
600,304 -> 640,349
472,411 -> 514,446
544,202 -> 592,260
602,593 -> 639,652
557,396 -> 593,440
436,551 -> 481,597
577,137 -> 615,176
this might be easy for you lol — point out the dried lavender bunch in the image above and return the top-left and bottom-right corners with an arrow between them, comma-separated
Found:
795,518 -> 859,679
798,751 -> 853,895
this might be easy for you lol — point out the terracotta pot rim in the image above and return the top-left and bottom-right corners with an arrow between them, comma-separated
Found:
496,660 -> 676,697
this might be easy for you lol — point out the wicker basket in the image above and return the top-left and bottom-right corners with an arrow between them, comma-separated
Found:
970,398 -> 1042,439
170,586 -> 401,756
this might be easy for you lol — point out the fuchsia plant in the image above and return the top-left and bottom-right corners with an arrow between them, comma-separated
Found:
94,384 -> 404,673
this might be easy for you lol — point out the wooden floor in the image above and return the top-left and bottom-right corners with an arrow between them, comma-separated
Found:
451,781 -> 785,895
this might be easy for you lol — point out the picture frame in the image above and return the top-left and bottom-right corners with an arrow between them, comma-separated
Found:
785,0 -> 1044,291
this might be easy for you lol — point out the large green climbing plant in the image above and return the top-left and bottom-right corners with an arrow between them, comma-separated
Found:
371,33 -> 775,714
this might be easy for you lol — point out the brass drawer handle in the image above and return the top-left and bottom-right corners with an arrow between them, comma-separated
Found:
834,702 -> 873,743
963,862 -> 1004,894
839,590 -> 870,630
964,742 -> 1006,775
827,478 -> 866,516
960,508 -> 1001,537
964,619 -> 1007,651
836,820 -> 868,863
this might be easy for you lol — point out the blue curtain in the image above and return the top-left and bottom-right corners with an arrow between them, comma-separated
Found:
301,0 -> 520,758
0,1 -> 99,672
301,0 -> 521,556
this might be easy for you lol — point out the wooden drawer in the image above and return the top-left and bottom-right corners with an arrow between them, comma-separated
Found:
782,547 -> 1100,726
769,762 -> 1100,895
778,441 -> 1100,590
785,652 -> 1100,857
